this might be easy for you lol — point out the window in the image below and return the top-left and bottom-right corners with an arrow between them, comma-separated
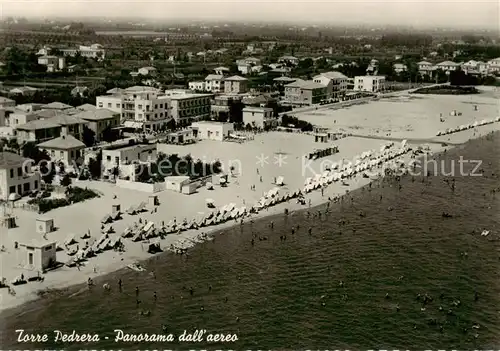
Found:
160,104 -> 163,108
98,102 -> 103,107
23,182 -> 30,192
160,113 -> 163,117
71,150 -> 74,158
17,167 -> 22,176
9,185 -> 15,194
155,104 -> 158,109
138,104 -> 143,109
10,169 -> 14,178
106,156 -> 111,161
116,103 -> 120,108
148,150 -> 152,154
155,114 -> 157,118
60,151 -> 63,157
115,157 -> 119,164
252,112 -> 255,116
34,180 -> 38,189
107,103 -> 111,108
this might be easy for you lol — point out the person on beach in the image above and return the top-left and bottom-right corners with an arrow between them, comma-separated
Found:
135,286 -> 140,297
308,227 -> 312,235
153,291 -> 157,301
118,278 -> 122,290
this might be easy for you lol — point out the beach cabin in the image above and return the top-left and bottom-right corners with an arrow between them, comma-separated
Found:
165,176 -> 190,193
211,173 -> 228,186
36,218 -> 54,235
181,182 -> 198,195
191,121 -> 235,141
18,240 -> 57,271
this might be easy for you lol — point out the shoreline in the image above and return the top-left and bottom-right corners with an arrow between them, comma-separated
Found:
1,129 -> 496,317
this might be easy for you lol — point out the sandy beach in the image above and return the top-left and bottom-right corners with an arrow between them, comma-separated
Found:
1,86 -> 499,312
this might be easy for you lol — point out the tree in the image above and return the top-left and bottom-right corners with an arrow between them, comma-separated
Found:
88,151 -> 102,179
101,126 -> 119,143
60,174 -> 72,187
82,126 -> 96,147
40,161 -> 56,184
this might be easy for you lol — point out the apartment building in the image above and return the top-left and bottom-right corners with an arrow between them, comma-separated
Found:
224,76 -> 248,94
96,86 -> 170,131
242,107 -> 278,129
284,79 -> 328,106
15,114 -> 86,144
0,152 -> 41,200
188,81 -> 206,91
435,61 -> 460,73
72,109 -> 121,141
164,90 -> 214,126
353,76 -> 386,93
210,94 -> 244,119
312,71 -> 348,100
205,74 -> 225,92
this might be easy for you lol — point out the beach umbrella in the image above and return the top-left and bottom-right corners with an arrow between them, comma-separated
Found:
496,116 -> 500,122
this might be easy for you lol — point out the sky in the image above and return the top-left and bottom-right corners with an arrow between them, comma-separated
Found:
0,0 -> 498,29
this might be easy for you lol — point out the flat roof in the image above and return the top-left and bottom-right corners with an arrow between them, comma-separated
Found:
104,142 -> 156,152
0,152 -> 28,169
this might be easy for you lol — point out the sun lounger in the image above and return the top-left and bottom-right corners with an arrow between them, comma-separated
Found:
111,211 -> 122,221
64,234 -> 77,246
101,214 -> 112,224
137,202 -> 147,212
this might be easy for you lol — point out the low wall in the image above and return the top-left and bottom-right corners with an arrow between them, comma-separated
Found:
116,179 -> 166,193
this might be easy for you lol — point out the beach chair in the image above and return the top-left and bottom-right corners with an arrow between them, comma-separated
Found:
136,202 -> 147,213
111,211 -> 122,221
101,214 -> 112,224
126,206 -> 137,215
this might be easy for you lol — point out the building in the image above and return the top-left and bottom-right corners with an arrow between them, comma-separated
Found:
353,76 -> 386,93
188,81 -> 206,91
312,71 -> 348,100
71,109 -> 120,141
242,107 -> 278,129
278,56 -> 300,66
41,102 -> 73,110
224,76 -> 248,94
13,103 -> 44,113
96,86 -> 170,131
61,44 -> 105,60
37,135 -> 86,167
210,94 -> 243,119
37,56 -> 65,72
0,152 -> 41,200
101,143 -> 157,179
0,96 -> 16,109
205,74 -> 224,92
164,90 -> 213,126
417,61 -> 436,77
487,57 -> 500,74
138,67 -> 157,76
393,63 -> 408,74
461,60 -> 488,76
191,121 -> 234,141
9,86 -> 38,96
284,79 -> 328,106
435,61 -> 460,73
4,109 -> 38,129
15,114 -> 86,144
213,66 -> 229,75
366,59 -> 379,75
18,240 -> 57,271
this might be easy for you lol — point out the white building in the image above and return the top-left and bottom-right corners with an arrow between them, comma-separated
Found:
487,57 -> 500,74
18,240 -> 57,272
312,71 -> 348,99
278,56 -> 300,66
393,63 -> 408,73
435,61 -> 460,73
96,86 -> 170,131
138,66 -> 157,76
242,107 -> 277,129
61,44 -> 105,60
191,121 -> 234,141
37,135 -> 86,168
205,74 -> 224,92
353,76 -> 386,93
102,143 -> 157,180
417,61 -> 436,77
0,152 -> 41,200
461,60 -> 489,76
188,81 -> 206,91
